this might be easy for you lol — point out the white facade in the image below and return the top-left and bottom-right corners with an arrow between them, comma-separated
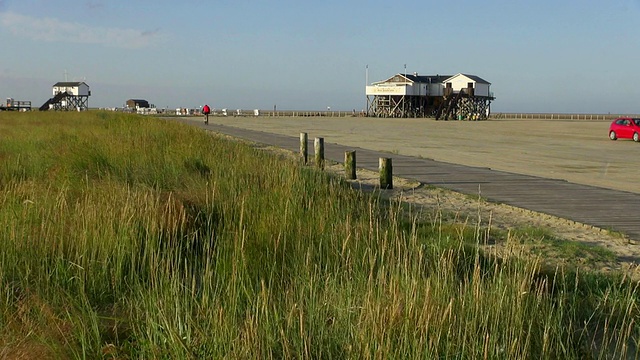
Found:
443,74 -> 491,97
366,82 -> 440,96
426,83 -> 445,97
52,82 -> 90,96
367,74 -> 479,97
366,85 -> 408,96
366,77 -> 431,96
367,73 -> 492,98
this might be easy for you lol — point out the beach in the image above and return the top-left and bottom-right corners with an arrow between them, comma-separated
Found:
200,115 -> 637,194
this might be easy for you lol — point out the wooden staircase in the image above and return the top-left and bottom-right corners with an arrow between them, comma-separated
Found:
39,92 -> 69,111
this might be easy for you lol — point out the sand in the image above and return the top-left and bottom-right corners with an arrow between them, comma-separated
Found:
198,115 -> 640,278
204,116 -> 639,194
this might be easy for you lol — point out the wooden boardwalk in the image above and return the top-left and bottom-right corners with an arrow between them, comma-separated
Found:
182,120 -> 640,241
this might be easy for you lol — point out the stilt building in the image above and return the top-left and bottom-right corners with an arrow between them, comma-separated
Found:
366,73 -> 494,119
40,82 -> 91,111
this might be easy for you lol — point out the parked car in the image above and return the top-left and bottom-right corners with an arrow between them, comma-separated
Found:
608,117 -> 640,141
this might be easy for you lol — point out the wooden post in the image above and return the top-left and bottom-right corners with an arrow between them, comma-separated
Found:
300,132 -> 308,164
345,151 -> 356,180
314,137 -> 324,169
379,158 -> 393,189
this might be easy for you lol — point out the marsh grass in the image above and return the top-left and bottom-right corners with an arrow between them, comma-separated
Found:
0,111 -> 638,358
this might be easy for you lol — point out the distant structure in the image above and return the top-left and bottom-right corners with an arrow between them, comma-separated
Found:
125,99 -> 158,114
126,99 -> 150,109
366,72 -> 494,119
0,98 -> 32,111
40,82 -> 91,111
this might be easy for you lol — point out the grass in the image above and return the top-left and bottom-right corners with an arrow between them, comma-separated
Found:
500,225 -> 618,267
0,111 -> 638,358
533,237 -> 617,264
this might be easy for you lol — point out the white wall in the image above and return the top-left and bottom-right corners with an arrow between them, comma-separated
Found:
446,75 -> 491,97
52,83 -> 90,96
367,75 -> 491,97
474,83 -> 490,97
406,84 -> 429,96
77,83 -> 90,96
426,83 -> 445,96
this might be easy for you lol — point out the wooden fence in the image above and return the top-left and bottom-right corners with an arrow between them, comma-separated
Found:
262,110 -> 361,118
491,113 -> 637,121
253,111 -> 636,120
163,108 -> 636,121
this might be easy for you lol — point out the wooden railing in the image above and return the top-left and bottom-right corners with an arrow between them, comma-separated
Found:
491,113 -> 637,121
159,108 -> 636,121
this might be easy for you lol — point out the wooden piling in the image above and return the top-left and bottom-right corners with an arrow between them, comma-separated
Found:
379,158 -> 393,189
314,137 -> 324,169
345,151 -> 356,180
300,132 -> 308,164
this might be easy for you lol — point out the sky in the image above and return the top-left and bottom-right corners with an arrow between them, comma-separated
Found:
1,0 -> 640,113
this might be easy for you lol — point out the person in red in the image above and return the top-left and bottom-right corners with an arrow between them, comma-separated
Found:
202,104 -> 211,124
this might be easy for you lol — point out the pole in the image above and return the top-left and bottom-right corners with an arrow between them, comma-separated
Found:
404,64 -> 407,117
314,137 -> 324,170
300,132 -> 308,164
379,158 -> 393,189
345,151 -> 356,180
365,64 -> 369,116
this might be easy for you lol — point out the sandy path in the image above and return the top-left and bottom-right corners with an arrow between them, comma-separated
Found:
205,116 -> 637,194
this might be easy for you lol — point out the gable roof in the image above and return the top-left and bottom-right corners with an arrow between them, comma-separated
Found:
373,74 -> 454,85
404,74 -> 453,84
444,73 -> 491,85
53,81 -> 88,87
371,73 -> 491,86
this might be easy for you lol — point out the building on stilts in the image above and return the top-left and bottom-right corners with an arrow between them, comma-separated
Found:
39,82 -> 91,111
366,72 -> 495,119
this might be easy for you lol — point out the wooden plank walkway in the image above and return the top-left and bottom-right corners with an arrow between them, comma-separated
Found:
181,120 -> 640,241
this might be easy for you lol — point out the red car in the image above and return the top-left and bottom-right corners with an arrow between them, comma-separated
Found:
609,117 -> 640,142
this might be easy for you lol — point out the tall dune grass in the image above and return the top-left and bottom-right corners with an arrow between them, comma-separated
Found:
0,111 -> 638,358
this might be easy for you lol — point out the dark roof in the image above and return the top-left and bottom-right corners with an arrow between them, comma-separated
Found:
404,74 -> 453,84
456,74 -> 491,84
375,73 -> 491,85
126,99 -> 150,108
53,81 -> 87,87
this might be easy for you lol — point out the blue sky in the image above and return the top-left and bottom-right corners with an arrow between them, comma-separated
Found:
1,0 -> 639,113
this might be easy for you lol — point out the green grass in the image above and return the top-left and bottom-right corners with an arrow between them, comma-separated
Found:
0,111 -> 638,359
534,238 -> 617,264
503,225 -> 618,266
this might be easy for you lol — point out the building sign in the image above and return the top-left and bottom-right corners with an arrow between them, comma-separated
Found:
366,86 -> 407,96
